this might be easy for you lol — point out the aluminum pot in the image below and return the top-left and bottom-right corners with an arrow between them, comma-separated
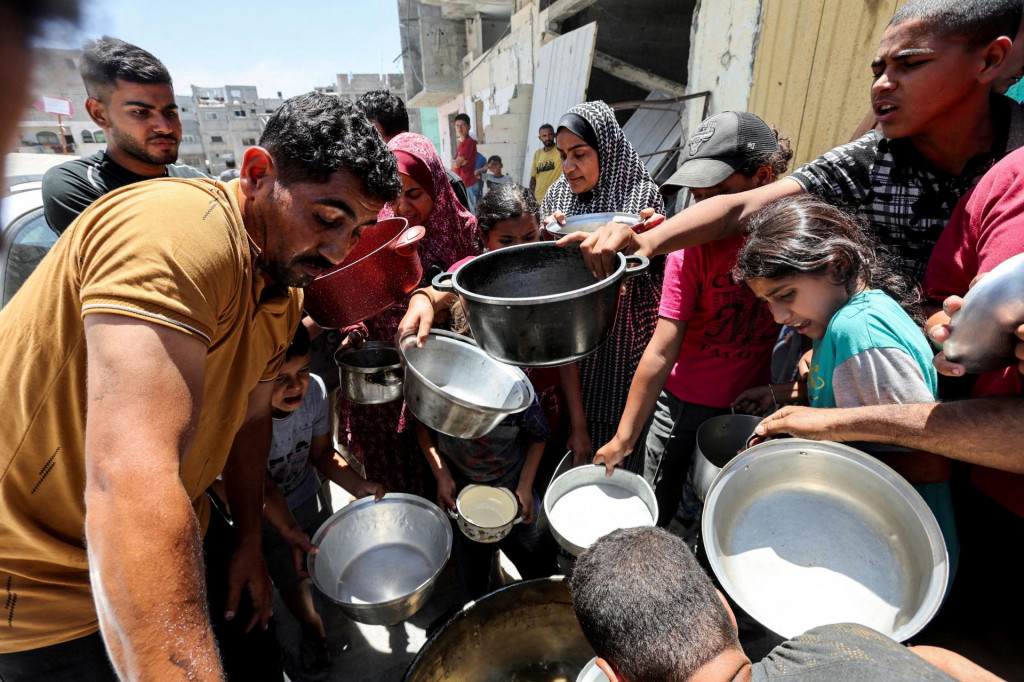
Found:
543,465 -> 657,556
543,211 -> 640,237
432,242 -> 650,367
396,329 -> 535,439
335,342 -> 403,404
404,577 -> 596,682
702,439 -> 948,641
304,217 -> 426,329
307,493 -> 452,626
692,413 -> 762,501
448,484 -> 522,543
943,251 -> 1024,373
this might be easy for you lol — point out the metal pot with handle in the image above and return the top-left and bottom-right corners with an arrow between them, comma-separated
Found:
448,484 -> 523,543
692,413 -> 762,501
432,241 -> 650,367
335,341 -> 403,405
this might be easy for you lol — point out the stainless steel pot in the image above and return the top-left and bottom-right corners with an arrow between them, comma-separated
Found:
943,251 -> 1024,373
702,439 -> 948,641
543,464 -> 657,556
396,329 -> 535,439
335,342 -> 403,405
307,494 -> 452,626
448,484 -> 522,543
543,211 -> 640,237
432,242 -> 650,367
404,577 -> 596,682
692,414 -> 762,501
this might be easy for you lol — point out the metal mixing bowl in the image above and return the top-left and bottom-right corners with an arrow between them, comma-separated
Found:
307,494 -> 452,626
397,329 -> 535,439
404,577 -> 596,682
702,439 -> 948,641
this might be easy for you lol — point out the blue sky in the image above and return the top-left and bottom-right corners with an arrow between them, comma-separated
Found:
41,0 -> 404,98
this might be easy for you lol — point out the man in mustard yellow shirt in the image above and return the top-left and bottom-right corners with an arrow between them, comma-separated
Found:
0,92 -> 400,681
530,123 -> 561,203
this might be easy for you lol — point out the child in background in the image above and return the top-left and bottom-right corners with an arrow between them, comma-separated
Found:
474,154 -> 513,195
262,324 -> 385,677
732,195 -> 958,576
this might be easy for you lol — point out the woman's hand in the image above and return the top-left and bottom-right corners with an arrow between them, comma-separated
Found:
567,426 -> 593,468
929,295 -> 965,377
515,485 -> 537,525
732,385 -> 775,416
352,480 -> 387,502
542,210 -> 567,231
593,436 -> 631,477
435,470 -> 457,514
397,291 -> 438,348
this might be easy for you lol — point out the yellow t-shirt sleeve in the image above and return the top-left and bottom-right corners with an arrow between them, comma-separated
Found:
75,180 -> 243,345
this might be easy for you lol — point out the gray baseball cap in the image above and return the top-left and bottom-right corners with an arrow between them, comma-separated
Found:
662,111 -> 779,191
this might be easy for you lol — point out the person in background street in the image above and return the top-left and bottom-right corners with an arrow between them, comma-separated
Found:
474,154 -> 512,195
452,112 -> 478,209
42,36 -> 207,233
542,100 -> 666,468
0,92 -> 400,682
357,89 -> 470,209
218,158 -> 240,182
530,123 -> 560,203
260,324 -> 384,678
571,527 -> 999,682
595,113 -> 788,530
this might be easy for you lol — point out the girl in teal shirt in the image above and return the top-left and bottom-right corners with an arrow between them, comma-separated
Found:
732,196 -> 958,579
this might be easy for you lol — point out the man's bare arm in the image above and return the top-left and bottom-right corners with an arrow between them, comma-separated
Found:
84,313 -> 222,680
755,399 -> 1024,473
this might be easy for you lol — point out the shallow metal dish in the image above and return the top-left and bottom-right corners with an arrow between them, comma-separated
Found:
702,439 -> 948,641
543,464 -> 658,556
335,342 -> 403,405
397,329 -> 535,439
543,211 -> 640,237
404,577 -> 595,682
308,494 -> 452,626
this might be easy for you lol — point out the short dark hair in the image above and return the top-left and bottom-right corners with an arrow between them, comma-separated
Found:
889,0 -> 1022,49
356,89 -> 409,138
539,123 -> 555,134
224,159 -> 236,169
486,155 -> 502,165
454,113 -> 471,126
737,125 -> 794,180
259,92 -> 401,203
570,527 -> 740,681
8,0 -> 80,42
286,323 -> 311,361
475,182 -> 539,237
79,36 -> 171,101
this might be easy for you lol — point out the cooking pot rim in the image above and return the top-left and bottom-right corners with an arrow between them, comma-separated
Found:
397,329 -> 535,415
335,341 -> 402,372
310,216 -> 412,284
448,242 -> 636,306
308,493 -> 452,610
544,211 -> 641,236
455,484 -> 519,529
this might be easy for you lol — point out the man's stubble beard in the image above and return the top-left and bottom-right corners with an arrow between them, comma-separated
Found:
109,124 -> 179,167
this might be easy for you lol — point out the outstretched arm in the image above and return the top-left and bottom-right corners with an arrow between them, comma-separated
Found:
84,313 -> 222,680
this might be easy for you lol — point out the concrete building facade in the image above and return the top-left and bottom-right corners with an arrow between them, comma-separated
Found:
190,85 -> 284,176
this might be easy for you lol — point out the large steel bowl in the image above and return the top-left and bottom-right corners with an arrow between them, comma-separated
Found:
432,242 -> 650,367
543,211 -> 640,237
307,494 -> 452,626
702,439 -> 948,641
543,465 -> 657,556
397,329 -> 535,439
943,251 -> 1024,373
335,341 -> 403,405
404,577 -> 596,682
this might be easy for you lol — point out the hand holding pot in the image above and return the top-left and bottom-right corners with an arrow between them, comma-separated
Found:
556,211 -> 652,281
592,436 -> 631,477
515,485 -> 536,525
436,470 -> 457,514
352,480 -> 387,502
732,385 -> 775,417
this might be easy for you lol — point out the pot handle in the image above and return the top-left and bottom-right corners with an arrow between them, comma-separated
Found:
367,373 -> 404,387
446,507 -> 459,520
431,271 -> 456,293
394,225 -> 426,257
622,254 -> 650,278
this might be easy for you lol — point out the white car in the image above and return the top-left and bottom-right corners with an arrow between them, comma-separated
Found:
0,178 -> 58,308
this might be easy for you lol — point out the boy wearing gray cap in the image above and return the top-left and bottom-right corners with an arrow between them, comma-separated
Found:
594,112 -> 792,527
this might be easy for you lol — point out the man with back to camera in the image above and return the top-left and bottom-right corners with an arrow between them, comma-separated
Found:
42,36 -> 207,234
530,123 -> 560,203
565,0 -> 1024,288
571,527 -> 999,682
357,88 -> 470,208
0,92 -> 401,681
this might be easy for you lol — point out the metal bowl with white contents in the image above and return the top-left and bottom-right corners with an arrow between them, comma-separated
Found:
308,494 -> 452,626
542,211 -> 640,237
702,439 -> 948,642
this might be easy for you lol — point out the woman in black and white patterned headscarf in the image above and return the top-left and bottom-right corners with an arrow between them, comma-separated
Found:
541,100 -> 665,472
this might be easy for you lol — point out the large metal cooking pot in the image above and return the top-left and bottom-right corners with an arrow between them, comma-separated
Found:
543,465 -> 657,556
432,242 -> 650,367
335,341 -> 403,404
397,329 -> 535,439
543,211 -> 640,237
942,251 -> 1024,373
702,439 -> 948,642
304,217 -> 426,329
692,414 -> 761,501
404,577 -> 596,682
307,494 -> 452,626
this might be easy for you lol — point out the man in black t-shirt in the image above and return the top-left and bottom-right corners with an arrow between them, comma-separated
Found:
42,36 -> 206,233
571,528 -> 997,682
